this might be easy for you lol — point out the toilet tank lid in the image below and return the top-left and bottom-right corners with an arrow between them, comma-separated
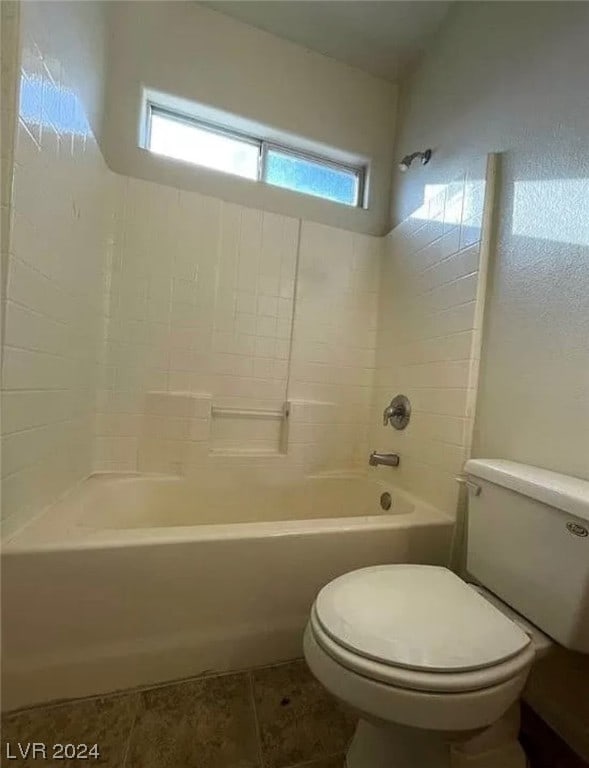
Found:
464,459 -> 589,522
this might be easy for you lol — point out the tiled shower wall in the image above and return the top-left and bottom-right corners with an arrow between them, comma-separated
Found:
369,157 -> 492,516
95,177 -> 381,478
289,223 -> 380,472
1,1 -> 113,538
96,177 -> 299,472
1,1 -> 20,345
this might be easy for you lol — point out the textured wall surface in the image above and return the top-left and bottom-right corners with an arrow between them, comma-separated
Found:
1,1 -> 112,537
392,1 -> 589,481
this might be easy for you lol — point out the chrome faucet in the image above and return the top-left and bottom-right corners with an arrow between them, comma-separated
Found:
369,451 -> 400,468
382,403 -> 399,425
382,395 -> 411,429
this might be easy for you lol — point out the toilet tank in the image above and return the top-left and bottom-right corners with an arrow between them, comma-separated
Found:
464,459 -> 589,653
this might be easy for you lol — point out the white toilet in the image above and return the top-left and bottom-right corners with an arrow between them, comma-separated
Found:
304,459 -> 589,768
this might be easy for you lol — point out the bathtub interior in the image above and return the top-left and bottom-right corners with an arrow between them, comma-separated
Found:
76,472 -> 414,529
2,468 -> 451,553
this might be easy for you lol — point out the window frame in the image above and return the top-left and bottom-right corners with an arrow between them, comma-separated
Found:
145,103 -> 366,208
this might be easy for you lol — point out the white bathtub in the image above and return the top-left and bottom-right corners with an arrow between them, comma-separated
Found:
2,472 -> 453,710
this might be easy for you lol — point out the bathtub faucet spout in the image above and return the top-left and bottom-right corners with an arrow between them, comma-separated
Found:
369,452 -> 400,468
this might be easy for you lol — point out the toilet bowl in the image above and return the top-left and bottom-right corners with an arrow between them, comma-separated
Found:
303,459 -> 589,768
304,564 -> 544,768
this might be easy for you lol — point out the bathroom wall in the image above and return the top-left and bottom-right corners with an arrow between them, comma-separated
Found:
1,1 -> 384,534
370,157 -> 492,516
96,176 -> 299,474
390,3 -> 589,758
1,0 -> 20,353
392,1 -> 589,482
103,1 -> 397,236
1,1 -> 112,537
289,223 -> 380,472
96,176 -> 380,480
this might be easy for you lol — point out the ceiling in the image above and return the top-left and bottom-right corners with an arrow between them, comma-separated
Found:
202,1 -> 451,82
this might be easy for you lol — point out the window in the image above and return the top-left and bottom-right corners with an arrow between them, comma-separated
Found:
145,105 -> 365,208
263,146 -> 361,207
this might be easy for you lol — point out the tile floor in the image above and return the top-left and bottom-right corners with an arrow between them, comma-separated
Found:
1,660 -> 356,768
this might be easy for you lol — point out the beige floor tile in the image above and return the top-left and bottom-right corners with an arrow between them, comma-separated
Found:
252,660 -> 356,768
125,672 -> 260,768
1,693 -> 138,767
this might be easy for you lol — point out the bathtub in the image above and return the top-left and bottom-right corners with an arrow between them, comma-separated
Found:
1,471 -> 454,710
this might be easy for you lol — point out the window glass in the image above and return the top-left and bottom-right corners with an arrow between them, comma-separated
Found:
149,111 -> 259,180
264,148 -> 360,206
145,106 -> 365,207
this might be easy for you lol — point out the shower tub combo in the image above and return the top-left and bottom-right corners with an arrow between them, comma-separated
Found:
2,471 -> 453,710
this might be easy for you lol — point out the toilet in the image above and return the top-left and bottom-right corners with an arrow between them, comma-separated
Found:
304,459 -> 589,768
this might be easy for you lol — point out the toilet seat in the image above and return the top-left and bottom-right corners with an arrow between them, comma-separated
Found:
305,621 -> 533,732
311,564 -> 535,694
310,606 -> 535,693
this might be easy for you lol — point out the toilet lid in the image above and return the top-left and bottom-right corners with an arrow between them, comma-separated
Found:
315,565 -> 531,672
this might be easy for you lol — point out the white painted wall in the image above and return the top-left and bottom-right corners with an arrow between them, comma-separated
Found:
102,1 -> 397,237
392,2 -> 589,483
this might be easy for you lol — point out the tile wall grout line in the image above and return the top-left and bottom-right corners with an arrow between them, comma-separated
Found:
414,241 -> 479,278
248,670 -> 266,768
411,268 -> 479,300
120,692 -> 141,768
281,748 -> 347,768
284,218 -> 302,412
